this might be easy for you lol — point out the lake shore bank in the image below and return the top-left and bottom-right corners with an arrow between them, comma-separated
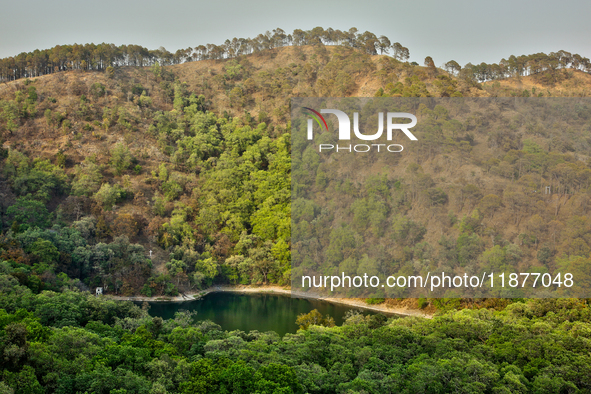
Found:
105,285 -> 434,319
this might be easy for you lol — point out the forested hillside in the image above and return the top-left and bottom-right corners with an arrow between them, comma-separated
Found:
1,26 -> 591,394
1,27 -> 591,300
291,97 -> 591,299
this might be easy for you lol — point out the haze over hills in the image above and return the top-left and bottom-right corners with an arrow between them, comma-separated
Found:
1,28 -> 591,394
0,29 -> 591,300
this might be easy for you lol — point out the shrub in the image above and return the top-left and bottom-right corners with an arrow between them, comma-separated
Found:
94,183 -> 123,210
109,143 -> 133,175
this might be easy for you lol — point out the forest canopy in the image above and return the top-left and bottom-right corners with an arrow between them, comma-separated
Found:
1,27 -> 589,83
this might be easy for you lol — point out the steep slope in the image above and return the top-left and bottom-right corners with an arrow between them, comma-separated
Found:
1,44 -> 591,298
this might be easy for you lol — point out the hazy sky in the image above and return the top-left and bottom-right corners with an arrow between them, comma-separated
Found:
1,0 -> 590,66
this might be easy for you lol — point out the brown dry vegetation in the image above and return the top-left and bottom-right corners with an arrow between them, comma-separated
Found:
2,44 -> 591,301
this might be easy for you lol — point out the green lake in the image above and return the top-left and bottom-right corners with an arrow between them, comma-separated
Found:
143,292 -> 392,336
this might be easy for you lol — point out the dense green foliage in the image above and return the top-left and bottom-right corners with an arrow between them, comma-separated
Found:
1,270 -> 591,393
0,97 -> 290,295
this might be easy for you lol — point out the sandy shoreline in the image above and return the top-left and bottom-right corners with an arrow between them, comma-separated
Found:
105,285 -> 433,319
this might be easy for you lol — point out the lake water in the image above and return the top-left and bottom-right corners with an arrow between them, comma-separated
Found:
143,292 -> 390,336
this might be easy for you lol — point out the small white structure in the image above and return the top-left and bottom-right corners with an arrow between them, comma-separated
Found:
545,186 -> 551,194
96,287 -> 103,296
149,250 -> 153,258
